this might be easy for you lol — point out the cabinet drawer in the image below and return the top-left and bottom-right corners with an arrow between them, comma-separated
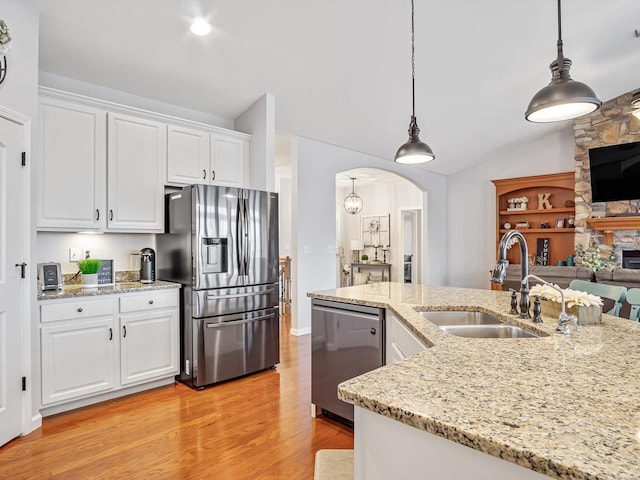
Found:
120,289 -> 178,313
41,297 -> 115,323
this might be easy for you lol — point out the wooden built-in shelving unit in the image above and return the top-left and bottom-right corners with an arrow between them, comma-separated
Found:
492,172 -> 575,267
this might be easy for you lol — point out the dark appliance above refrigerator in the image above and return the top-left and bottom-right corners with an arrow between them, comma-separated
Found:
157,184 -> 280,389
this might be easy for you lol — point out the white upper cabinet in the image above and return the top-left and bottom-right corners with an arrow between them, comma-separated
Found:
37,97 -> 107,231
167,124 -> 249,188
210,132 -> 249,188
167,124 -> 209,185
107,113 -> 165,232
37,88 -> 252,231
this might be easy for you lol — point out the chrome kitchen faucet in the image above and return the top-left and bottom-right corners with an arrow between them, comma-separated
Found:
491,230 -> 531,319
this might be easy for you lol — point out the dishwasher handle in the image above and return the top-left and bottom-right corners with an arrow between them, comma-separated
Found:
312,305 -> 380,321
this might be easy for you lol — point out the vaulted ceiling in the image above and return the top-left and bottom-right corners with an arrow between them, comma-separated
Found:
34,0 -> 640,175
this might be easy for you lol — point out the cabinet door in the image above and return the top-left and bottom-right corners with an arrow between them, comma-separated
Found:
385,311 -> 427,365
120,309 -> 179,386
37,97 -> 106,230
41,318 -> 116,405
167,124 -> 209,185
107,113 -> 165,231
210,132 -> 248,188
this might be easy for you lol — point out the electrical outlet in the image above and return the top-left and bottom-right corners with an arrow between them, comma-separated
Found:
69,247 -> 83,262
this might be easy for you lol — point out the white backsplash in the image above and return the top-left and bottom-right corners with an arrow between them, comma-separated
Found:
36,232 -> 156,274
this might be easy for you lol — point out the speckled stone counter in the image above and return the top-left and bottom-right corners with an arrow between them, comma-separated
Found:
308,282 -> 640,480
38,281 -> 180,301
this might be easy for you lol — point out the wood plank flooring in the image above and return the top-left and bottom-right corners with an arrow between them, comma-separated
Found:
0,314 -> 353,479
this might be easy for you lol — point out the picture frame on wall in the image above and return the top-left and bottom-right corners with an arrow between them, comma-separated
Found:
362,214 -> 390,246
555,218 -> 565,228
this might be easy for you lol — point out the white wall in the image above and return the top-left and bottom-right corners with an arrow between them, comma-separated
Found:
294,137 -> 447,335
39,72 -> 233,129
235,93 -> 276,191
446,125 -> 575,289
36,233 -> 155,274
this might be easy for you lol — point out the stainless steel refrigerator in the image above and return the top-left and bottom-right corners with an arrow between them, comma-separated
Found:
157,184 -> 280,389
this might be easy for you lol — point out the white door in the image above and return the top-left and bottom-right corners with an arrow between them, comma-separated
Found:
107,112 -> 165,232
0,116 -> 26,446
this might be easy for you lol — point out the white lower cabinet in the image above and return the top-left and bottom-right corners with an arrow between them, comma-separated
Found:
41,316 -> 116,405
385,310 -> 427,365
40,289 -> 179,410
119,291 -> 179,385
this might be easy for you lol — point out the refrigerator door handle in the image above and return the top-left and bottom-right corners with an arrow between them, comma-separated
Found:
235,196 -> 244,275
243,197 -> 250,276
206,288 -> 276,300
206,313 -> 274,328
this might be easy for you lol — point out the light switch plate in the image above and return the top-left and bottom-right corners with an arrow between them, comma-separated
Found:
69,247 -> 83,262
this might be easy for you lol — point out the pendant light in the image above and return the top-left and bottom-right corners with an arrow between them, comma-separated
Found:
394,0 -> 435,164
343,178 -> 363,215
525,0 -> 601,123
632,92 -> 640,120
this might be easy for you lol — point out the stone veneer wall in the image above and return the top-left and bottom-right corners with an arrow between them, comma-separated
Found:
574,88 -> 640,265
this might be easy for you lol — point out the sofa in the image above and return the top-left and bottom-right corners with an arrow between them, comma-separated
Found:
500,265 -> 593,291
500,265 -> 640,318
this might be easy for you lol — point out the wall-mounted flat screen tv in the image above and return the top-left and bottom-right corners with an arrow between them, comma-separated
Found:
589,141 -> 640,202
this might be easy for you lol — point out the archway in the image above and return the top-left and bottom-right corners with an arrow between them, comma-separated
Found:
335,168 -> 424,287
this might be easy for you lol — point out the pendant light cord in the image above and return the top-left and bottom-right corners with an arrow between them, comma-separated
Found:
556,0 -> 565,72
411,0 -> 416,118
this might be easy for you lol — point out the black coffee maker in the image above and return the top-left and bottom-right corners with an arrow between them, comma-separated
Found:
140,248 -> 156,283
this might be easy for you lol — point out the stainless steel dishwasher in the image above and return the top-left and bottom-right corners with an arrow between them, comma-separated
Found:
311,299 -> 384,423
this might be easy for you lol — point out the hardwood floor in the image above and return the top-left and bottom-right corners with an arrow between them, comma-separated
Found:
0,314 -> 353,479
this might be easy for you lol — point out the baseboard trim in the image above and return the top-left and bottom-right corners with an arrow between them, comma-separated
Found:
40,377 -> 176,417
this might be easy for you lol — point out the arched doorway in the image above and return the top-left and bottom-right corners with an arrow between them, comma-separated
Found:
335,168 -> 424,287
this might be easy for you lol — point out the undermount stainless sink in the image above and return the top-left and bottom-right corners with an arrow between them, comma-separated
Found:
439,324 -> 538,339
417,310 -> 538,338
417,310 -> 503,326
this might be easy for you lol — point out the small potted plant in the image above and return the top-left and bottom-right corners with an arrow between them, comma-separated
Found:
77,258 -> 102,288
361,254 -> 369,264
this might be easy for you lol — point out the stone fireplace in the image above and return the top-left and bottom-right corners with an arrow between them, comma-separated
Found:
574,88 -> 640,265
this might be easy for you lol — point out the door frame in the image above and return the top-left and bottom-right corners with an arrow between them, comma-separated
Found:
400,209 -> 422,284
0,104 -> 37,437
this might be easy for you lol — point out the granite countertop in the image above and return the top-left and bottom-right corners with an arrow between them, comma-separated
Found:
38,280 -> 181,301
308,282 -> 640,480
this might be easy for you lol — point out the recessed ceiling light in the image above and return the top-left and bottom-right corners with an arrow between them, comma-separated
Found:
190,19 -> 211,36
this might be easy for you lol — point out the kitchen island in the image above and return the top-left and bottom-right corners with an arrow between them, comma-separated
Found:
308,282 -> 640,480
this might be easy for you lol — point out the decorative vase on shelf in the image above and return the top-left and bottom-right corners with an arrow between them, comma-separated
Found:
81,273 -> 98,288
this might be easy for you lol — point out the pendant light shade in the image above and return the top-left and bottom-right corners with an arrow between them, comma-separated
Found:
395,0 -> 435,164
525,0 -> 601,123
344,178 -> 363,215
